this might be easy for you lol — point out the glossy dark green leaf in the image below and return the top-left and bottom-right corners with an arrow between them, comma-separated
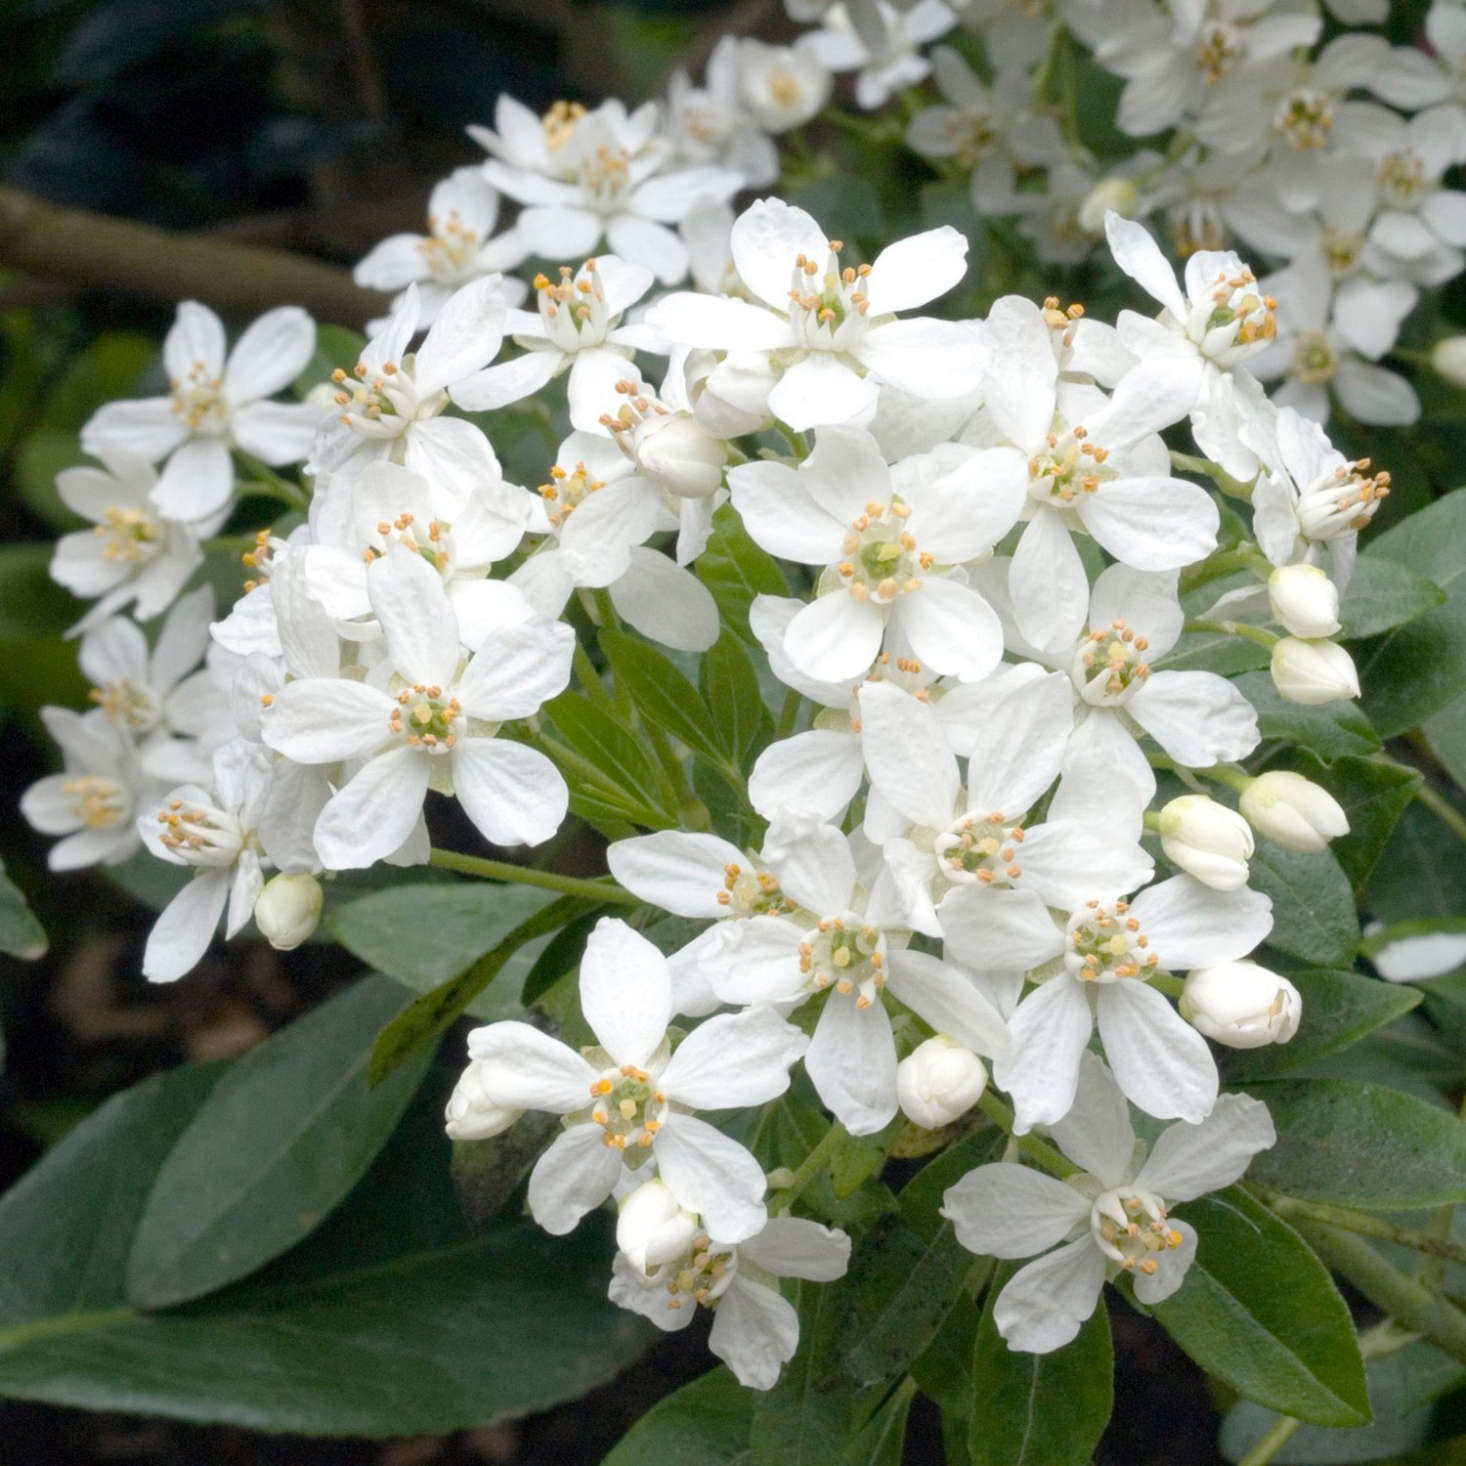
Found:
750,1280 -> 851,1466
1223,969 -> 1423,1080
366,894 -> 595,1087
696,503 -> 789,644
126,975 -> 434,1307
839,1380 -> 913,1466
1153,1187 -> 1368,1426
1236,672 -> 1380,760
544,689 -> 680,828
602,1368 -> 755,1466
1338,554 -> 1446,639
701,630 -> 765,763
1249,839 -> 1359,967
1357,489 -> 1466,736
968,1263 -> 1114,1466
1313,754 -> 1421,891
1366,796 -> 1466,925
1241,1079 -> 1466,1210
0,858 -> 46,960
1156,629 -> 1272,676
602,628 -> 725,765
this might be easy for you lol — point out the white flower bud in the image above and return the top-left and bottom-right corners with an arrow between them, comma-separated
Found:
443,1059 -> 522,1141
896,1036 -> 987,1129
1240,770 -> 1349,852
1267,564 -> 1341,639
633,412 -> 726,498
251,871 -> 322,950
1432,336 -> 1466,387
616,1178 -> 700,1274
1271,637 -> 1360,704
1181,961 -> 1301,1048
1081,185 -> 1140,236
1158,795 -> 1254,890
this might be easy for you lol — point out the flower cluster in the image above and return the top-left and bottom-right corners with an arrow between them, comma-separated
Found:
23,42 -> 1388,1390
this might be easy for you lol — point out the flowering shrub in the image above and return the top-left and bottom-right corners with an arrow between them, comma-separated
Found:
7,2 -> 1466,1462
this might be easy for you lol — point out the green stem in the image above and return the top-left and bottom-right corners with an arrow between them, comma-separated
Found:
1414,780 -> 1466,847
1419,1089 -> 1466,1292
1238,1416 -> 1301,1466
1197,763 -> 1254,794
1184,618 -> 1278,651
977,1090 -> 1080,1178
1291,1218 -> 1466,1366
236,452 -> 310,511
1178,543 -> 1273,595
428,847 -> 640,907
1261,1192 -> 1466,1265
770,1122 -> 848,1214
1169,450 -> 1254,500
1149,973 -> 1185,998
205,532 -> 265,556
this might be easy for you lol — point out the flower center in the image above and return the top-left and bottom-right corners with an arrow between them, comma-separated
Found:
330,355 -> 438,438
532,259 -> 612,351
1071,619 -> 1151,706
713,860 -> 792,916
169,360 -> 229,434
365,509 -> 452,574
833,495 -> 932,604
387,683 -> 462,752
580,144 -> 633,211
1027,424 -> 1115,505
768,66 -> 802,110
1288,330 -> 1339,386
1195,21 -> 1240,84
154,797 -> 245,867
1319,226 -> 1364,276
94,505 -> 160,564
1296,457 -> 1391,538
786,241 -> 872,346
1378,149 -> 1429,209
654,1232 -> 738,1312
933,813 -> 1026,886
89,678 -> 160,732
1064,898 -> 1160,981
1273,87 -> 1333,150
419,211 -> 481,278
542,100 -> 586,157
589,1064 -> 668,1153
798,914 -> 886,1007
1197,266 -> 1276,348
64,775 -> 128,829
947,108 -> 999,169
1090,1188 -> 1185,1273
538,460 -> 604,529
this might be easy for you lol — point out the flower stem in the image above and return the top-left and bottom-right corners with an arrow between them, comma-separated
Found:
236,452 -> 310,511
427,847 -> 640,907
1184,618 -> 1278,651
1168,450 -> 1254,500
977,1090 -> 1080,1178
1238,1416 -> 1301,1466
1260,1191 -> 1466,1265
769,1121 -> 848,1214
1178,542 -> 1272,594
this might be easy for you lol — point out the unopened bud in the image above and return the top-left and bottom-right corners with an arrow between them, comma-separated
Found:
1240,770 -> 1349,852
252,871 -> 322,950
1181,961 -> 1301,1048
896,1036 -> 987,1129
1271,637 -> 1360,704
443,1059 -> 522,1141
616,1178 -> 699,1274
1267,564 -> 1341,639
635,413 -> 726,498
1432,336 -> 1466,387
1158,795 -> 1253,890
1082,186 -> 1140,237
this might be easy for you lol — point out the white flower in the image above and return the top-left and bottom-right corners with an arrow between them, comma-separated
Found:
1182,961 -> 1301,1048
1158,795 -> 1254,892
460,918 -> 808,1240
647,198 -> 982,432
1432,334 -> 1466,386
260,542 -> 574,867
1240,770 -> 1349,852
800,0 -> 957,110
475,97 -> 744,284
50,450 -> 220,633
80,301 -> 318,521
994,874 -> 1273,1129
737,38 -> 832,134
252,870 -> 324,951
897,1035 -> 987,1129
1271,637 -> 1360,704
307,279 -> 507,510
728,427 -> 1012,682
609,1186 -> 851,1389
1357,108 -> 1466,267
943,1053 -> 1275,1352
20,707 -> 155,870
1268,563 -> 1341,639
444,1060 -> 522,1141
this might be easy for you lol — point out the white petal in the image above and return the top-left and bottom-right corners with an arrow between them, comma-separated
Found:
314,745 -> 430,869
786,590 -> 884,682
884,948 -> 1011,1060
151,437 -> 234,521
142,870 -> 230,983
749,730 -> 864,823
1128,672 -> 1259,766
804,994 -> 898,1136
964,671 -> 1073,815
402,416 -> 502,516
451,349 -> 562,412
1096,981 -> 1218,1124
993,1237 -> 1107,1354
982,297 -> 1056,450
895,576 -> 1003,681
865,227 -> 969,314
606,213 -> 690,286
645,293 -> 791,352
368,541 -> 461,687
739,1216 -> 852,1281
660,1006 -> 808,1109
1132,875 -> 1273,969
606,830 -> 749,917
855,318 -> 983,399
995,977 -> 1094,1133
579,916 -> 673,1068
457,618 -> 573,720
857,679 -> 959,826
731,199 -> 829,313
1132,1219 -> 1197,1305
655,1113 -> 768,1242
164,301 -> 226,382
1078,478 -> 1219,570
709,1279 -> 799,1390
450,738 -> 568,848
261,679 -> 396,763
465,1020 -> 599,1111
768,353 -> 878,432
762,817 -> 856,914
609,549 -> 720,651
703,916 -> 807,1005
1134,1093 -> 1276,1200
1045,1051 -> 1135,1187
728,459 -> 846,564
81,398 -> 189,462
942,1162 -> 1089,1258
226,306 -> 316,401
938,886 -> 1065,974
527,1124 -> 624,1234
1105,213 -> 1186,319
414,276 -> 506,397
1010,511 -> 1090,655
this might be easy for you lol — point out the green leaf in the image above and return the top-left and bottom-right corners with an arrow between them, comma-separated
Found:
366,893 -> 595,1086
786,174 -> 885,244
330,882 -> 556,1017
1222,969 -> 1423,1080
1338,554 -> 1446,639
697,503 -> 789,644
1157,629 -> 1272,676
839,1379 -> 914,1466
602,628 -> 725,765
0,1070 -> 650,1435
602,1368 -> 755,1466
1357,488 -> 1466,735
544,689 -> 680,828
295,323 -> 366,398
1366,796 -> 1466,925
1249,839 -> 1359,967
1241,1079 -> 1466,1209
750,1280 -> 851,1466
1152,1187 -> 1369,1426
125,975 -> 434,1308
0,541 -> 84,639
1312,755 -> 1421,892
1422,693 -> 1466,789
1236,672 -> 1381,760
701,630 -> 766,763
968,1264 -> 1113,1466
0,858 -> 46,960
